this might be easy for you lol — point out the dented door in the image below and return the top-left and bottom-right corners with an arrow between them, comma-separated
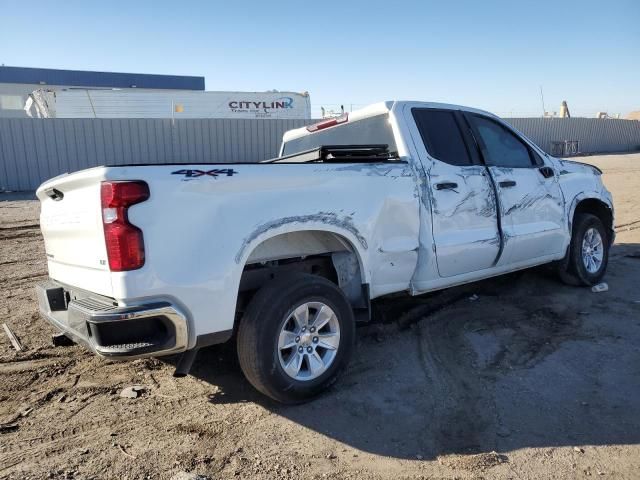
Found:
466,114 -> 566,265
428,163 -> 501,276
409,108 -> 501,278
489,166 -> 565,264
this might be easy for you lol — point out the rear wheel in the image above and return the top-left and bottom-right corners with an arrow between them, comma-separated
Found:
557,213 -> 609,286
237,273 -> 355,403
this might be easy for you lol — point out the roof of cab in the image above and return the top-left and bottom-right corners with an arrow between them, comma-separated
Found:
282,100 -> 497,143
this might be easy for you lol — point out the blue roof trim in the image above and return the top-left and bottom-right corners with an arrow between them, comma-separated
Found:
0,66 -> 205,90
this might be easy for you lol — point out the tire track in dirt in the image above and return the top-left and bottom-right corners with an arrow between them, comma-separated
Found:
409,272 -> 589,458
0,272 -> 47,287
616,218 -> 640,232
0,357 -> 73,374
0,231 -> 42,241
0,419 -> 134,475
0,224 -> 40,231
415,311 -> 497,456
0,259 -> 43,267
0,388 -> 208,475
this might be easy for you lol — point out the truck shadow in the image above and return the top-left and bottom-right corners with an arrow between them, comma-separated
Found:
185,242 -> 640,460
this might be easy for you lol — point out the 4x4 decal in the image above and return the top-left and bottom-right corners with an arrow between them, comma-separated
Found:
172,168 -> 238,178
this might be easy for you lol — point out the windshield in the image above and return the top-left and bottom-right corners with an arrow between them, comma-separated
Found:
282,114 -> 397,156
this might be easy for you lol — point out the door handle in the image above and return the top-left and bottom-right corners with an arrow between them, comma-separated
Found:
539,166 -> 555,178
435,182 -> 458,190
499,180 -> 516,188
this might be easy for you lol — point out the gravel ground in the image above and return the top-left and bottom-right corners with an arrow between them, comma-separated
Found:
1,154 -> 640,480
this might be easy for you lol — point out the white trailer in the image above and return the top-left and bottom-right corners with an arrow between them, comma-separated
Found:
26,89 -> 311,119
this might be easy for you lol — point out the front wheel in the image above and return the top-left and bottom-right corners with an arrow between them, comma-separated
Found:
237,273 -> 355,404
557,213 -> 609,286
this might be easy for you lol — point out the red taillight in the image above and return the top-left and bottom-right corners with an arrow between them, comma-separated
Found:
306,113 -> 348,132
100,181 -> 149,271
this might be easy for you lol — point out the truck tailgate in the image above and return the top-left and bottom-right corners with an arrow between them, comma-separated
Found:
36,168 -> 113,297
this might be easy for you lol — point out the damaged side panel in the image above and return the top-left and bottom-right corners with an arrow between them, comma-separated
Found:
394,101 -> 504,291
488,166 -> 567,264
421,164 -> 501,279
235,164 -> 420,300
556,158 -> 613,234
114,161 -> 419,343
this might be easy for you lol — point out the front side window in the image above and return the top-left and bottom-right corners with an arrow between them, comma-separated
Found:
412,109 -> 472,166
470,115 -> 534,168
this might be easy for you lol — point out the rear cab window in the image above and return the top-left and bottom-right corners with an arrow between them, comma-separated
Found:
281,114 -> 398,157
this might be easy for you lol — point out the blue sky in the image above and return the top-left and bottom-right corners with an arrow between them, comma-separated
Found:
1,0 -> 638,117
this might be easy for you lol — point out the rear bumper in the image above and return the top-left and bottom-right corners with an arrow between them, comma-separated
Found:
36,280 -> 188,359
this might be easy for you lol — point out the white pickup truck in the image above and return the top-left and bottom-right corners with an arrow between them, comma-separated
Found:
36,101 -> 614,403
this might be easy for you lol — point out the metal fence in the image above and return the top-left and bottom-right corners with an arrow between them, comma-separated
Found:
1,117 -> 640,192
0,118 -> 313,191
505,117 -> 640,157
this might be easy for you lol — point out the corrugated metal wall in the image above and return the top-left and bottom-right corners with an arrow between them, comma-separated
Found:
0,118 -> 313,191
504,118 -> 640,156
1,117 -> 640,191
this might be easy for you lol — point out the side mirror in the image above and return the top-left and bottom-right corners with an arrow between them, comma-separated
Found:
539,166 -> 555,179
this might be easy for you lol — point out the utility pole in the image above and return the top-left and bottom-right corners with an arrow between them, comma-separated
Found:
539,85 -> 546,117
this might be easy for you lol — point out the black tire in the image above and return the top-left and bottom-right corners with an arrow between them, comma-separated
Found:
237,273 -> 355,404
557,213 -> 609,286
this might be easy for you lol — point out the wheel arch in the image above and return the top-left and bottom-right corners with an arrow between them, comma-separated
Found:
235,228 -> 371,321
569,195 -> 614,243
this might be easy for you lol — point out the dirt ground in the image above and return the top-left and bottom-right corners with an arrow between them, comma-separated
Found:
1,153 -> 640,480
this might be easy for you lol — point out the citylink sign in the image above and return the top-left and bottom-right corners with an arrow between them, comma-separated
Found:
228,96 -> 296,117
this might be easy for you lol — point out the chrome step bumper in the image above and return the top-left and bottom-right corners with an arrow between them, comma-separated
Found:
36,280 -> 188,359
